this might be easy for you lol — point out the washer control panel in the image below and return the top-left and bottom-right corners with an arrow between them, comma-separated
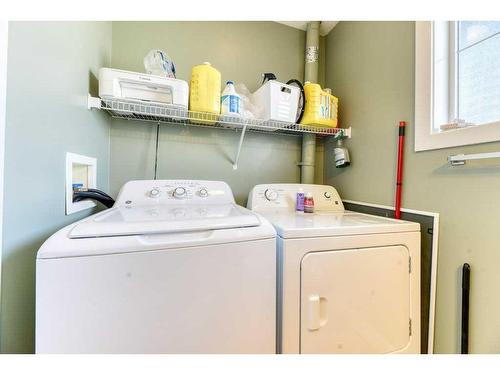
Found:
247,183 -> 345,212
115,180 -> 235,206
264,188 -> 279,201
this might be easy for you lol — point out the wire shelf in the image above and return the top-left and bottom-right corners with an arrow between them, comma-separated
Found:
90,96 -> 351,138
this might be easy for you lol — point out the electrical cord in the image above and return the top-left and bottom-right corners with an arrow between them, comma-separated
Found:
154,123 -> 160,180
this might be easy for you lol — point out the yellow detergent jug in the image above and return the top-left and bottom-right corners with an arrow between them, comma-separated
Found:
189,62 -> 221,124
300,82 -> 338,128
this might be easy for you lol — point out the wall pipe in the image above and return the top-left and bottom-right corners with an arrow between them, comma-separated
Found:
300,21 -> 320,184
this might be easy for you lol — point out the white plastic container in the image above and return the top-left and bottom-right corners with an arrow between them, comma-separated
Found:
252,81 -> 300,126
221,81 -> 241,116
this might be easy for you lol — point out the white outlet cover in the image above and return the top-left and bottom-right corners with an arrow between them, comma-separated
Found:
66,152 -> 97,215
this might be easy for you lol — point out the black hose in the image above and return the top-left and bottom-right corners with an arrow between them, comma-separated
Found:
73,190 -> 115,208
286,79 -> 305,123
86,188 -> 114,201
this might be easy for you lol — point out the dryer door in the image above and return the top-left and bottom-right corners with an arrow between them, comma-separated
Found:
300,245 -> 411,353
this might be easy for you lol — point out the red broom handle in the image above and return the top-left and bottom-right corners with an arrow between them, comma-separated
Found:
395,121 -> 406,219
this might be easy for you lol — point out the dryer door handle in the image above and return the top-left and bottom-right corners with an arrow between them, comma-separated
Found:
307,294 -> 328,331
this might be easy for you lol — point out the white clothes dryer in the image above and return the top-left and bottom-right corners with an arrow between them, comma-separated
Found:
248,183 -> 420,354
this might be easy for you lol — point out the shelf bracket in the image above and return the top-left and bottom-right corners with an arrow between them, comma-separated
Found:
87,94 -> 102,110
232,125 -> 248,170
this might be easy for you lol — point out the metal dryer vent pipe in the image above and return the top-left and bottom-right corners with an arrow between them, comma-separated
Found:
301,21 -> 320,184
304,21 -> 320,84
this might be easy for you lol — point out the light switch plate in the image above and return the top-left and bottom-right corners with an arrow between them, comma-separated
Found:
66,152 -> 97,215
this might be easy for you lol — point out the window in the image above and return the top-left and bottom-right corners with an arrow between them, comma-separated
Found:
415,21 -> 500,151
457,22 -> 500,126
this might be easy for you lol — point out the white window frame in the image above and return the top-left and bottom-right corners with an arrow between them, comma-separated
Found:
415,21 -> 500,152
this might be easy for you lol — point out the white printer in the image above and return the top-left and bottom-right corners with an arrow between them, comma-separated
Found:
98,68 -> 189,108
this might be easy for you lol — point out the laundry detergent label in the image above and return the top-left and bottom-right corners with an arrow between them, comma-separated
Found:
222,95 -> 240,114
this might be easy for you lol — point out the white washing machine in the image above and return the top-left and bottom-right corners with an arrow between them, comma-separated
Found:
248,183 -> 421,354
36,180 -> 277,354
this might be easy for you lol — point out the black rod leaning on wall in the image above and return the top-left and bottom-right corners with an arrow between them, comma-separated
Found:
461,263 -> 471,354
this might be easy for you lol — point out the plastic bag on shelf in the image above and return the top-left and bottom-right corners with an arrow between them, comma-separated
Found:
143,49 -> 176,78
234,83 -> 263,120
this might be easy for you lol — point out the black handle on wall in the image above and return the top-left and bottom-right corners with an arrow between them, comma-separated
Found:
461,263 -> 471,354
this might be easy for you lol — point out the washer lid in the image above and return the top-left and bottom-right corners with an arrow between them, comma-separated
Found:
69,203 -> 261,239
260,211 -> 420,238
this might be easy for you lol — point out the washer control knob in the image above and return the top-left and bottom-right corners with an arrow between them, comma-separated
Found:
173,187 -> 187,198
149,188 -> 161,198
324,191 -> 332,199
198,188 -> 209,198
264,188 -> 279,201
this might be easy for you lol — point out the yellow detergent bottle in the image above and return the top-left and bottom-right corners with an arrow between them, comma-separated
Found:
189,62 -> 221,124
300,82 -> 338,128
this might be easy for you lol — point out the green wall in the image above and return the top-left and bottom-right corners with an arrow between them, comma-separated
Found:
325,21 -> 500,353
110,21 -> 322,204
1,21 -> 112,353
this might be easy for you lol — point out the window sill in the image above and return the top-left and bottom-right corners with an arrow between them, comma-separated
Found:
416,120 -> 500,151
